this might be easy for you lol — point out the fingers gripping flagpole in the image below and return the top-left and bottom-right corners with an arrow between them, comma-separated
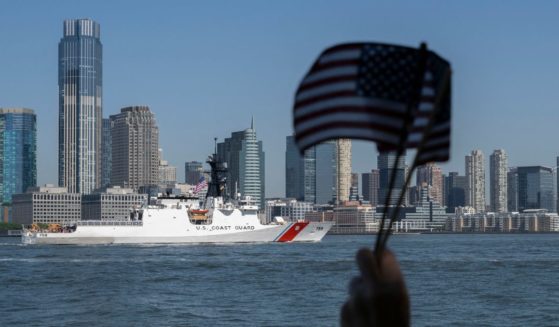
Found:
374,42 -> 429,256
379,62 -> 452,250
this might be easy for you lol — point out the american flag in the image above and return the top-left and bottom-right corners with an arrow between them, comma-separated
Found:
293,42 -> 451,165
193,176 -> 207,194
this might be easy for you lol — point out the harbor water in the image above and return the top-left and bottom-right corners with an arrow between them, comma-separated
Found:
1,234 -> 558,326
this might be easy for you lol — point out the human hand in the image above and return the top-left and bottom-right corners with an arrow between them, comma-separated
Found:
341,248 -> 410,327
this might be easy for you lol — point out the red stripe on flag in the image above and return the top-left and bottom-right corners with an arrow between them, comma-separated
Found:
277,222 -> 310,242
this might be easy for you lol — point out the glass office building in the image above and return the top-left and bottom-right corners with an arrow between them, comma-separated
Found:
217,120 -> 265,208
378,151 -> 406,206
517,166 -> 554,212
285,136 -> 316,203
0,108 -> 37,204
58,19 -> 102,194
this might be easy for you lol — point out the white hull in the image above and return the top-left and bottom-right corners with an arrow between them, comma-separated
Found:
22,201 -> 332,245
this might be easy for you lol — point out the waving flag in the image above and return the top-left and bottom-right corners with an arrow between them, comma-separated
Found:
193,176 -> 207,194
293,42 -> 451,165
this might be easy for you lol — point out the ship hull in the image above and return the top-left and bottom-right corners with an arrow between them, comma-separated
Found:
22,222 -> 333,245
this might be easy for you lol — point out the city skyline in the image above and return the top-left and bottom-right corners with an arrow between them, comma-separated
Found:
1,1 -> 559,197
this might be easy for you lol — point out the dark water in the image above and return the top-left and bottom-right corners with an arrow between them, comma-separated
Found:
1,234 -> 559,326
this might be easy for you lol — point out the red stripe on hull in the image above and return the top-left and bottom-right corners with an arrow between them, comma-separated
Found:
277,222 -> 310,242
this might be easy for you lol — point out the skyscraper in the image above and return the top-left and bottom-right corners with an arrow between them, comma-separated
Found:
101,118 -> 112,188
445,172 -> 466,213
378,151 -> 406,206
507,167 -> 518,212
416,163 -> 444,205
158,149 -> 176,186
349,173 -> 359,201
465,150 -> 485,212
110,106 -> 159,190
285,136 -> 315,202
185,161 -> 203,185
315,141 -> 337,204
217,120 -> 265,208
517,166 -> 554,212
0,108 -> 37,204
336,139 -> 352,203
489,149 -> 508,212
58,19 -> 102,194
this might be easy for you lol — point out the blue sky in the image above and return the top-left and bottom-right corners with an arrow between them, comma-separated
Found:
1,1 -> 558,197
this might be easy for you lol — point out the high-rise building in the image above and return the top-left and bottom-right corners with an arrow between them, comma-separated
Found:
517,166 -> 554,212
58,19 -> 102,194
378,151 -> 406,206
416,163 -> 443,205
217,119 -> 265,208
336,139 -> 352,203
362,173 -> 371,203
0,108 -> 37,204
110,106 -> 159,191
315,141 -> 337,204
101,118 -> 112,188
445,172 -> 466,213
349,173 -> 359,201
507,167 -> 518,212
158,149 -> 176,186
489,149 -> 508,212
185,161 -> 203,185
285,136 -> 316,202
465,150 -> 485,212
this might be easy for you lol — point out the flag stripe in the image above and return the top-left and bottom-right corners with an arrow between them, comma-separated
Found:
296,127 -> 401,151
318,49 -> 362,64
295,111 -> 406,134
295,105 -> 411,126
294,97 -> 407,118
296,81 -> 356,102
301,66 -> 359,85
295,121 -> 404,143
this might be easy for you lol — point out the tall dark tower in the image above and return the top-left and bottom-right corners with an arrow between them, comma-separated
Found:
58,19 -> 102,194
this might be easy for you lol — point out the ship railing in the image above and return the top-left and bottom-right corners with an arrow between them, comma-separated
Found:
76,220 -> 143,227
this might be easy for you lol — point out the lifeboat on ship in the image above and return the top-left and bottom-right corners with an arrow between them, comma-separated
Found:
188,209 -> 209,221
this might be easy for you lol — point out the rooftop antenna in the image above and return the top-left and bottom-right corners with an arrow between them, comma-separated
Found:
214,137 -> 217,155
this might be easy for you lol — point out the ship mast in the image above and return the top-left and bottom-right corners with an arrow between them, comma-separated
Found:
206,137 -> 228,199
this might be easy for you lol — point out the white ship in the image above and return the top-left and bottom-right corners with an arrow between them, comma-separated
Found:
22,153 -> 332,245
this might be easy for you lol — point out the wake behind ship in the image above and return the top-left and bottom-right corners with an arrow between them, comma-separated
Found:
22,152 -> 332,245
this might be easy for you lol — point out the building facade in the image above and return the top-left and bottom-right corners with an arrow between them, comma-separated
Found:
336,139 -> 352,203
185,161 -> 203,185
82,186 -> 147,221
465,150 -> 485,213
315,141 -> 337,204
285,135 -> 316,202
507,167 -> 518,212
416,163 -> 444,205
217,120 -> 265,208
0,108 -> 37,204
445,172 -> 466,213
101,118 -> 112,188
58,19 -> 103,194
12,185 -> 81,224
378,151 -> 406,206
110,106 -> 159,191
349,173 -> 359,201
490,149 -> 508,212
158,149 -> 176,186
517,166 -> 554,212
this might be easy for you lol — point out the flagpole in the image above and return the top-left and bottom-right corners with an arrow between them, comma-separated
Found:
374,42 -> 429,256
379,62 -> 452,249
